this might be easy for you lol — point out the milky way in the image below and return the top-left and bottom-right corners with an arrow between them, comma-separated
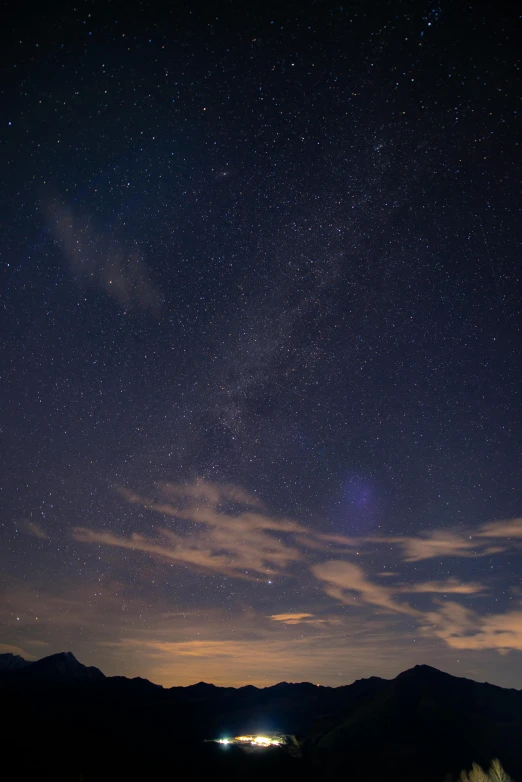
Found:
1,1 -> 521,687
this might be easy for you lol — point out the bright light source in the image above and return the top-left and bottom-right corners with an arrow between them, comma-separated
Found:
253,736 -> 273,746
215,734 -> 284,748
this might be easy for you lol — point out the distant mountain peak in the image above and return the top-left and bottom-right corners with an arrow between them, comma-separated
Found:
35,651 -> 85,670
267,681 -> 318,692
0,653 -> 30,671
50,651 -> 79,662
396,664 -> 447,679
12,651 -> 105,683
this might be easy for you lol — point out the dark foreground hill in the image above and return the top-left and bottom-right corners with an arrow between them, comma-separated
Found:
0,653 -> 520,782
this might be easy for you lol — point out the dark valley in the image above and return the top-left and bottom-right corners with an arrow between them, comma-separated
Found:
1,652 -> 520,781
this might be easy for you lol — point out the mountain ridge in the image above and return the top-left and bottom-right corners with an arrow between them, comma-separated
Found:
0,650 -> 105,683
2,650 -> 518,693
0,652 -> 30,670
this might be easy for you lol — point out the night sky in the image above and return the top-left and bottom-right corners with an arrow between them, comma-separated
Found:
1,0 -> 521,689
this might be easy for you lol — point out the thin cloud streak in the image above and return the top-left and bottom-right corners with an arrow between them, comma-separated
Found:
23,521 -> 49,540
269,613 -> 315,623
422,601 -> 522,653
401,578 -> 486,595
361,531 -> 504,562
311,560 -> 420,617
268,612 -> 340,626
46,197 -> 163,312
476,517 -> 522,539
75,481 -> 306,578
119,483 -> 305,534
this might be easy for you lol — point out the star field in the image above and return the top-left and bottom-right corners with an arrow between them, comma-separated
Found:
0,0 -> 521,687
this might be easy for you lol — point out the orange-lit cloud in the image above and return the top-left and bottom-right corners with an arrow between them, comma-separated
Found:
401,578 -> 486,595
422,601 -> 522,653
476,517 -> 522,539
63,483 -> 522,667
119,481 -> 304,534
77,483 -> 520,584
268,612 -> 338,626
269,613 -> 315,623
354,516 -> 522,562
311,560 -> 419,617
74,481 -> 305,578
73,526 -> 297,580
361,530 -> 505,562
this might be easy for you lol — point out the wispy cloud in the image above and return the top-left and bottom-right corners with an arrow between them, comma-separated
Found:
422,601 -> 522,654
118,481 -> 303,534
46,198 -> 163,312
77,482 -> 520,581
296,533 -> 360,555
401,578 -> 486,595
268,612 -> 338,626
312,562 -> 521,654
353,516 -> 522,563
476,517 -> 522,539
314,533 -> 359,547
311,560 -> 419,617
358,530 -> 505,562
269,613 -> 315,624
74,481 -> 305,579
67,483 -> 522,661
158,480 -> 263,509
23,520 -> 49,540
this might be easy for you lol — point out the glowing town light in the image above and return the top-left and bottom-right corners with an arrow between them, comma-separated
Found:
233,735 -> 282,746
253,736 -> 273,746
213,734 -> 285,748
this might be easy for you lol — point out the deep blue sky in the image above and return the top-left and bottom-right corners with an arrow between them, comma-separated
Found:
1,0 -> 521,687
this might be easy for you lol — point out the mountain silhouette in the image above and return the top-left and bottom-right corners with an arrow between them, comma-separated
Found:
300,663 -> 522,781
0,652 -> 29,671
0,652 -> 520,782
4,651 -> 105,684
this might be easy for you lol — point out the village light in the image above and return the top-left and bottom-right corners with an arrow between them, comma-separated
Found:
213,733 -> 286,748
233,735 -> 282,746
